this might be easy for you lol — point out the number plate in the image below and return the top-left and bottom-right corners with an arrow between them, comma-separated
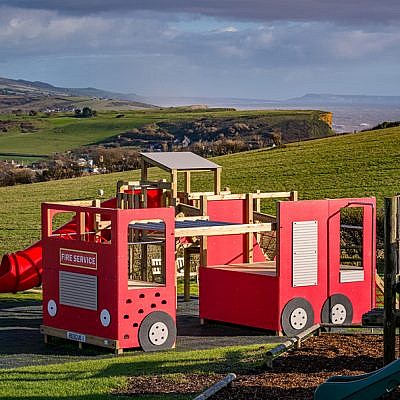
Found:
67,331 -> 86,342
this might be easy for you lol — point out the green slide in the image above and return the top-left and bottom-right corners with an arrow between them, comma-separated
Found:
314,359 -> 400,399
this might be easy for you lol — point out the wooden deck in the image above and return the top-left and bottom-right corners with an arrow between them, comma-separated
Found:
205,261 -> 277,277
128,280 -> 165,289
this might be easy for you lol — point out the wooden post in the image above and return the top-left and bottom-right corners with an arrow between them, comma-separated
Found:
255,190 -> 261,212
254,190 -> 261,247
290,191 -> 298,201
214,168 -> 221,195
245,193 -> 254,263
171,169 -> 178,206
183,249 -> 191,302
92,199 -> 101,242
384,196 -> 398,364
184,171 -> 191,194
141,159 -> 148,182
200,196 -> 208,267
78,212 -> 86,241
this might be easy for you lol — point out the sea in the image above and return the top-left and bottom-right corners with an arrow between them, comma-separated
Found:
235,104 -> 400,134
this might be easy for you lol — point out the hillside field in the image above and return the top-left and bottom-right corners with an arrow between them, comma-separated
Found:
0,124 -> 398,255
0,109 -> 328,160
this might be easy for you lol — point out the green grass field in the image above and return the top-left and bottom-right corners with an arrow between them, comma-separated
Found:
0,124 -> 398,254
0,109 -> 326,157
0,342 -> 270,399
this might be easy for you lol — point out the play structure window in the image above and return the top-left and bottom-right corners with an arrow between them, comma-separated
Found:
127,220 -> 166,287
339,207 -> 364,283
340,208 -> 363,269
51,212 -> 76,238
49,210 -> 112,244
259,231 -> 277,261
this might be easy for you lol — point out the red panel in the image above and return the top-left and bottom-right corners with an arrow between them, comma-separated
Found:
199,267 -> 280,331
123,188 -> 162,208
326,198 -> 376,321
277,199 -> 329,326
146,188 -> 163,208
115,207 -> 176,348
42,204 -> 176,350
207,199 -> 246,223
206,199 -> 266,266
277,198 -> 376,329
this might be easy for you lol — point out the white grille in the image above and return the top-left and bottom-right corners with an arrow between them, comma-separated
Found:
59,271 -> 98,310
292,220 -> 318,287
340,269 -> 364,283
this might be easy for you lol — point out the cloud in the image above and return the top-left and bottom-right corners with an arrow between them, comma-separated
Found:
0,0 -> 400,24
1,6 -> 399,70
0,2 -> 399,98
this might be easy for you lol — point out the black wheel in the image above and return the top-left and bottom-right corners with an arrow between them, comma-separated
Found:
281,297 -> 314,336
138,311 -> 176,352
321,294 -> 353,325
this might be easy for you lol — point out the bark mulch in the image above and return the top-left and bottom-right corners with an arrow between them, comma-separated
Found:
120,334 -> 400,399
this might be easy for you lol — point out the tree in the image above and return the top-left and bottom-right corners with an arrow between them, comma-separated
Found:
82,107 -> 94,118
74,107 -> 96,118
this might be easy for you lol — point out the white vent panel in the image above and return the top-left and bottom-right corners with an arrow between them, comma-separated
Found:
59,271 -> 97,310
292,220 -> 318,287
340,269 -> 364,283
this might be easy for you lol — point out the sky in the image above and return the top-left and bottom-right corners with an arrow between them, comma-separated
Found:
0,1 -> 399,99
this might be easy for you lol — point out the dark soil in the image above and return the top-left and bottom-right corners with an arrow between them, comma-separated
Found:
122,334 -> 400,399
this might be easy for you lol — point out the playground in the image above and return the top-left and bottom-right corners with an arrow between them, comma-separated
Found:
1,151 -> 400,398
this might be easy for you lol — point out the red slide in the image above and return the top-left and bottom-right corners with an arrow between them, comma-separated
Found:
0,242 -> 43,293
0,219 -> 78,293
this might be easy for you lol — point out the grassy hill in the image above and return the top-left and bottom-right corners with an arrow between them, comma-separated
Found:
0,109 -> 330,160
0,76 -> 153,114
0,124 -> 398,255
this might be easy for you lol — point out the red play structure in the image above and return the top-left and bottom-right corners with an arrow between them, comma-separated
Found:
0,152 -> 377,352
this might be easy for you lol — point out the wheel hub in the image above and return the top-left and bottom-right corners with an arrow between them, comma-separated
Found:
331,303 -> 347,324
290,307 -> 308,330
148,321 -> 169,345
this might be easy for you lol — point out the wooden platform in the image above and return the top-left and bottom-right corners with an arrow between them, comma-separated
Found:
206,261 -> 277,277
128,280 -> 165,289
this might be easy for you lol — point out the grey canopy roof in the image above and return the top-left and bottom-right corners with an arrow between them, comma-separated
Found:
140,152 -> 221,171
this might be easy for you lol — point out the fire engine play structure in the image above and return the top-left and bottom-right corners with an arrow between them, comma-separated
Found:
0,152 -> 376,353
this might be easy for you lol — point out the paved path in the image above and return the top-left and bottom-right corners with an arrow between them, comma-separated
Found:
0,296 -> 284,369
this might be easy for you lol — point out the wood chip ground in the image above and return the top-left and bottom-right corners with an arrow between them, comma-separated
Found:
120,334 -> 400,399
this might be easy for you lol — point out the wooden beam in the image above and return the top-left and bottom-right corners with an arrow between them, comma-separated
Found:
174,222 -> 272,238
187,189 -> 231,200
140,180 -> 172,190
41,325 -> 119,351
202,191 -> 294,201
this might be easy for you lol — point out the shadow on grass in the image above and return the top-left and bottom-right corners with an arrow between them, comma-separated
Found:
0,348 -> 386,399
